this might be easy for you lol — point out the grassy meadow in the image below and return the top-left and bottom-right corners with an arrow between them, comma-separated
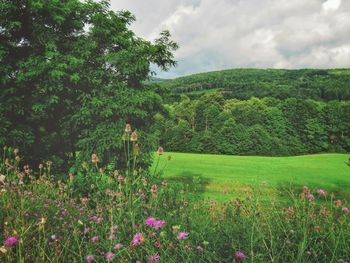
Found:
156,152 -> 350,201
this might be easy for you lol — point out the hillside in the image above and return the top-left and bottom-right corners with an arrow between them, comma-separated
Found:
158,68 -> 350,101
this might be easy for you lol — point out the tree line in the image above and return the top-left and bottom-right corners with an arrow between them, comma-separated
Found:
153,93 -> 350,156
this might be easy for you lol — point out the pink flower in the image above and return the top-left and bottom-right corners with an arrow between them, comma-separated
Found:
148,253 -> 160,263
235,251 -> 246,261
145,218 -> 157,227
114,243 -> 123,250
197,245 -> 204,252
132,233 -> 144,246
86,255 -> 94,263
4,237 -> 18,246
308,194 -> 314,201
317,189 -> 327,196
154,220 -> 165,230
342,207 -> 349,214
105,252 -> 115,261
177,232 -> 189,240
91,236 -> 99,243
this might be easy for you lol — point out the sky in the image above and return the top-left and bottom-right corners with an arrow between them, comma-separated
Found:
110,0 -> 350,78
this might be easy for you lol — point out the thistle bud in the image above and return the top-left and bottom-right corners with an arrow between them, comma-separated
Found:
130,131 -> 138,142
125,124 -> 131,133
91,154 -> 99,164
156,147 -> 164,156
122,133 -> 128,141
133,144 -> 140,156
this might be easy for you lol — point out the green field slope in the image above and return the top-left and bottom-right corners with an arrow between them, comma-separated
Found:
155,152 -> 350,201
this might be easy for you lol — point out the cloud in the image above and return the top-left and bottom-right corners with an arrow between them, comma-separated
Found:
110,0 -> 350,78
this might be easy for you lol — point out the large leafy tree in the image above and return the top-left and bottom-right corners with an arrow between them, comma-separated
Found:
0,0 -> 178,169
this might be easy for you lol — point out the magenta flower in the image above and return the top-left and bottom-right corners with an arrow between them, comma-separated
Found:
177,232 -> 189,240
114,243 -> 123,250
148,253 -> 160,263
91,236 -> 99,243
317,189 -> 327,196
308,194 -> 314,201
342,207 -> 349,214
105,252 -> 115,261
145,218 -> 157,227
132,233 -> 144,246
86,255 -> 94,263
235,251 -> 246,261
4,237 -> 18,246
154,220 -> 165,230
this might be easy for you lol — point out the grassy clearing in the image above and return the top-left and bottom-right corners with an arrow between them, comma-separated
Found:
155,152 -> 350,201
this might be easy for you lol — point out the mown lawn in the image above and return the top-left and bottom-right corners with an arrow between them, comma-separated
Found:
155,152 -> 350,201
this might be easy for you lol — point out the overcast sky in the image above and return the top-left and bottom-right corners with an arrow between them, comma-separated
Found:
110,0 -> 350,78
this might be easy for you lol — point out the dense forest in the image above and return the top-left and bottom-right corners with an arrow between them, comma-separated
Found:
151,69 -> 350,156
158,68 -> 350,102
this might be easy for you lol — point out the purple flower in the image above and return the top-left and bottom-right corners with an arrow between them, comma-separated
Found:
153,220 -> 165,230
132,233 -> 144,246
308,194 -> 314,201
105,252 -> 115,261
114,243 -> 123,250
91,236 -> 99,243
342,207 -> 349,214
317,189 -> 327,196
177,232 -> 189,240
235,251 -> 246,261
145,218 -> 157,227
148,253 -> 160,263
4,237 -> 18,246
86,255 -> 94,263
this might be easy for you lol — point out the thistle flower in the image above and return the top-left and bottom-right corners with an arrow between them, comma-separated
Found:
132,233 -> 144,246
145,218 -> 157,227
235,251 -> 246,261
177,232 -> 189,240
317,189 -> 327,196
114,243 -> 123,250
91,236 -> 99,243
151,185 -> 158,194
125,123 -> 132,133
86,255 -> 94,263
3,237 -> 18,246
105,252 -> 115,261
156,147 -> 164,156
130,131 -> 138,142
148,254 -> 160,263
91,154 -> 99,164
342,207 -> 349,214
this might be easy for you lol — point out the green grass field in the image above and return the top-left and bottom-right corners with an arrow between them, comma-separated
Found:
155,152 -> 350,201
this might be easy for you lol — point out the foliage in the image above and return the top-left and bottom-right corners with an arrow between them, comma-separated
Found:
156,94 -> 350,156
0,0 -> 178,171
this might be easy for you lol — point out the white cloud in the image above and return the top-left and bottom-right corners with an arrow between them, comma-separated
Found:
110,0 -> 350,78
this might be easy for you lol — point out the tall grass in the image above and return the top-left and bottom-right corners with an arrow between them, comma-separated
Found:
0,129 -> 350,262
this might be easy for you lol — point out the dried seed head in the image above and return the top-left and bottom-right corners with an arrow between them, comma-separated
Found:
91,154 -> 99,164
130,131 -> 138,142
125,124 -> 131,133
156,147 -> 164,156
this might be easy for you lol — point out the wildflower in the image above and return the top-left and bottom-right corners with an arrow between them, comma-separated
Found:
154,220 -> 166,230
122,132 -> 128,141
334,199 -> 342,207
0,246 -> 7,254
287,207 -> 294,216
110,225 -> 118,233
308,194 -> 314,201
235,251 -> 246,261
114,243 -> 123,250
0,174 -> 5,184
86,255 -> 94,263
114,170 -> 119,177
91,236 -> 99,243
134,144 -> 140,156
3,237 -> 18,246
151,185 -> 158,194
105,252 -> 115,261
91,154 -> 99,164
117,175 -> 124,183
15,156 -> 20,161
14,148 -> 19,155
145,218 -> 157,227
156,147 -> 164,156
125,124 -> 131,133
342,207 -> 349,214
177,232 -> 189,240
148,254 -> 160,263
317,189 -> 327,196
132,233 -> 144,246
130,131 -> 138,142
197,245 -> 204,252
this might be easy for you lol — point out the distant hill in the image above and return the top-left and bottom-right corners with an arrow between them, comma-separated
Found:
157,68 -> 350,101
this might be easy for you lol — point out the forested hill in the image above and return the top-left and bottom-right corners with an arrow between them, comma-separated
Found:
158,68 -> 350,101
